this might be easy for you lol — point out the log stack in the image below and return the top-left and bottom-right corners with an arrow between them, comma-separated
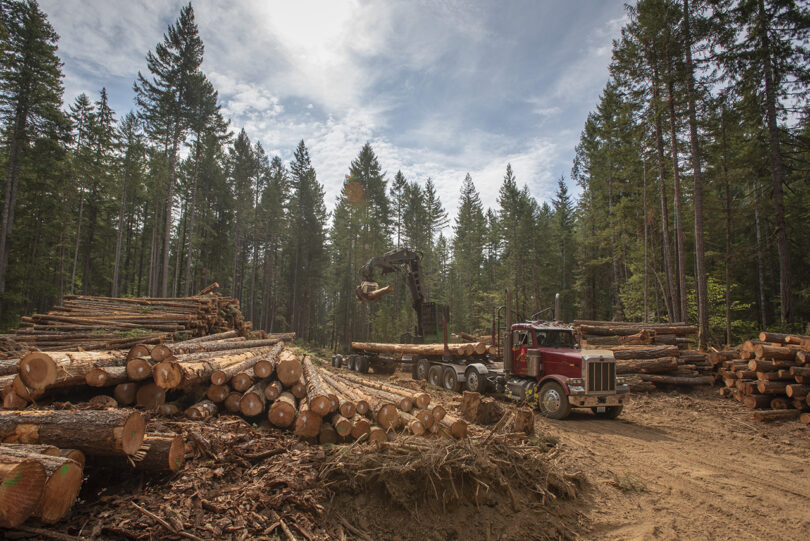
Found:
714,332 -> 810,425
575,320 -> 697,348
8,283 -> 250,352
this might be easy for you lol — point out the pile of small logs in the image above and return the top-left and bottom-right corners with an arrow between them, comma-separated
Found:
575,321 -> 710,392
8,283 -> 249,352
714,332 -> 810,424
575,320 -> 697,348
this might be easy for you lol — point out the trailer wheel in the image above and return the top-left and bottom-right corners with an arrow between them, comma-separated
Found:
358,357 -> 370,373
592,405 -> 623,419
414,359 -> 430,381
538,381 -> 571,420
442,367 -> 461,392
332,355 -> 342,368
464,366 -> 486,393
347,356 -> 356,371
427,365 -> 443,387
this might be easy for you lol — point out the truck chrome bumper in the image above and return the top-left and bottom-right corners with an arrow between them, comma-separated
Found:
568,394 -> 628,408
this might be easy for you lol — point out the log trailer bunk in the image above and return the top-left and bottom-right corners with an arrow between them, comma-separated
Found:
333,248 -> 629,419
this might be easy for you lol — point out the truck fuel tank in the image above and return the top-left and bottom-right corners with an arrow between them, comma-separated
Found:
526,350 -> 542,377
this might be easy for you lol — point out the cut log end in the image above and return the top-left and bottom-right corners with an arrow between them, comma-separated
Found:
152,361 -> 182,389
0,458 -> 47,528
37,457 -> 83,523
19,352 -> 57,391
122,412 -> 147,456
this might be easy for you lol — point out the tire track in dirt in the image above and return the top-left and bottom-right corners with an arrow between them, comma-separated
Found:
537,390 -> 810,540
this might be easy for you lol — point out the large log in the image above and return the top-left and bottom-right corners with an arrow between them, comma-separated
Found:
615,357 -> 679,374
0,452 -> 46,527
349,415 -> 371,439
268,392 -> 297,428
638,375 -> 713,385
0,409 -> 145,455
240,380 -> 269,417
756,381 -> 788,394
0,445 -> 83,523
126,356 -> 156,381
785,384 -> 810,399
598,345 -> 680,360
742,395 -> 771,409
230,368 -> 255,392
185,399 -> 218,420
152,346 -> 275,390
155,337 -> 291,359
752,409 -> 800,422
130,433 -> 185,472
438,413 -> 468,439
302,358 -> 334,416
293,399 -> 321,438
19,350 -> 127,391
276,350 -> 303,386
579,324 -> 696,336
583,330 -> 655,345
754,344 -> 798,361
759,332 -> 808,345
206,384 -> 230,403
351,341 -> 477,357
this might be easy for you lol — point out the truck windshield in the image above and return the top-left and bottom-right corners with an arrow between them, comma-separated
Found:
534,330 -> 575,348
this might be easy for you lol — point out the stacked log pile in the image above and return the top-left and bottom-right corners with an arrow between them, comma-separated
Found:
8,283 -> 249,352
576,320 -> 710,391
351,340 -> 495,358
714,332 -> 810,425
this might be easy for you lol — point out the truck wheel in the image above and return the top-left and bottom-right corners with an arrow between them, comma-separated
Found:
414,359 -> 430,381
427,365 -> 443,387
464,366 -> 486,393
442,367 -> 461,392
358,357 -> 370,373
592,405 -> 623,419
538,381 -> 571,420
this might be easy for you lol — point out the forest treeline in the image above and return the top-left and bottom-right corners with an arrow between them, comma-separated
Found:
0,1 -> 807,349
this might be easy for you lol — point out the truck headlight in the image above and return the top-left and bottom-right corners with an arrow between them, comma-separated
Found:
568,378 -> 583,386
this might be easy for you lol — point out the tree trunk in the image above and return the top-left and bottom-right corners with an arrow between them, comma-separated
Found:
0,409 -> 145,456
682,0 -> 708,346
651,63 -> 678,322
183,142 -> 202,297
111,170 -> 128,297
665,71 -> 688,323
758,0 -> 791,323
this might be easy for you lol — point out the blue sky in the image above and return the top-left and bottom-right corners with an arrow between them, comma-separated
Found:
39,0 -> 627,217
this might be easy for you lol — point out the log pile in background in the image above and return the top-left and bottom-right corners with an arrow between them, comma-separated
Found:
351,340 -> 495,358
714,332 -> 810,425
8,283 -> 249,352
576,320 -> 711,391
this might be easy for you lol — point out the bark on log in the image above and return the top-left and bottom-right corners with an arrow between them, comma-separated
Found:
748,359 -> 777,372
638,375 -> 713,385
162,337 -> 291,357
276,350 -> 303,386
19,351 -> 127,392
113,382 -> 138,406
268,392 -> 297,428
461,391 -> 481,422
790,366 -> 810,377
743,395 -> 771,409
240,380 -> 269,417
759,332 -> 809,345
333,371 -> 430,409
302,358 -> 334,416
129,433 -> 185,472
332,373 -> 412,413
616,357 -> 679,374
0,409 -> 145,455
754,344 -> 798,361
0,452 -> 46,527
86,365 -> 128,387
752,409 -> 800,422
185,399 -> 218,420
0,445 -> 83,523
785,384 -> 810,399
756,381 -> 788,394
209,343 -> 283,385
153,346 -> 274,390
88,395 -> 118,409
351,341 -> 479,357
599,345 -> 680,360
579,324 -> 695,336
318,370 -> 369,415
438,414 -> 467,439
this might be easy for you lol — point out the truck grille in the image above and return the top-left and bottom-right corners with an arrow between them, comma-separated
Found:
587,360 -> 616,393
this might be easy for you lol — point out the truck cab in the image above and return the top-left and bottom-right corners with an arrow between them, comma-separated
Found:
505,322 -> 629,419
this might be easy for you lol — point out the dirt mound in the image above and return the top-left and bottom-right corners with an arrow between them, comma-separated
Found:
319,434 -> 587,541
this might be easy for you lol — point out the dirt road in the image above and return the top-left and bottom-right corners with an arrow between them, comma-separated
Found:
538,389 -> 810,540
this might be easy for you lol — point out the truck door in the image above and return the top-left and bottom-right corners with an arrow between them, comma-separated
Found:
511,329 -> 532,375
